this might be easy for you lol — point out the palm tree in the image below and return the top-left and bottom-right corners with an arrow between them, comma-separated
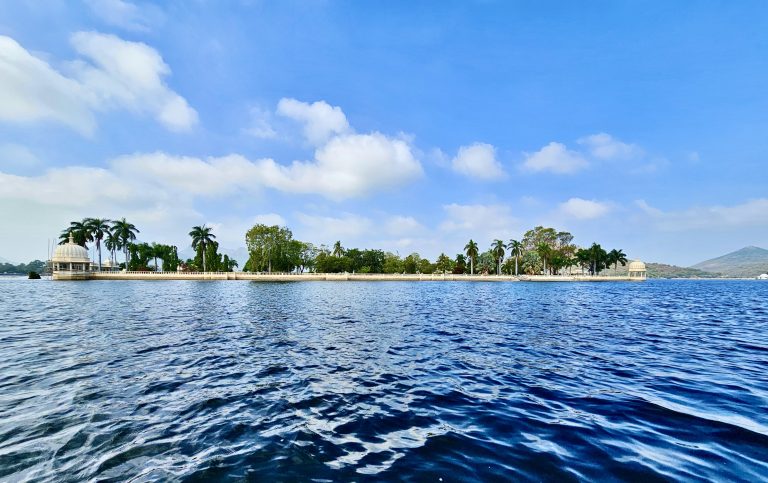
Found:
332,241 -> 344,258
608,249 -> 628,271
85,218 -> 111,271
507,239 -> 523,276
492,239 -> 505,275
61,219 -> 91,247
112,218 -> 139,268
464,239 -> 478,275
104,230 -> 118,267
189,225 -> 216,272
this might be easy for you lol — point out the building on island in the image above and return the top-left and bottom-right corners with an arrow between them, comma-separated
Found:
52,233 -> 92,280
627,260 -> 647,280
758,273 -> 768,280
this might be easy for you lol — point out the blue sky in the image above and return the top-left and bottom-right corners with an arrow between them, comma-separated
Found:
1,0 -> 767,265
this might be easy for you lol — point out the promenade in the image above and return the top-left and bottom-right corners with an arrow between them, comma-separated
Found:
78,272 -> 642,282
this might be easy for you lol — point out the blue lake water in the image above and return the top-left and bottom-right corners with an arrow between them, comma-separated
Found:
0,279 -> 767,481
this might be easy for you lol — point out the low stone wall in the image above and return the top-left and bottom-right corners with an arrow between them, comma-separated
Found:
80,272 -> 641,282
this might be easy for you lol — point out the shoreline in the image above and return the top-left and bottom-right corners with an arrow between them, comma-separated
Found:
52,271 -> 646,282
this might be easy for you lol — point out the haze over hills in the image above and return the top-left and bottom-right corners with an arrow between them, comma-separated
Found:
691,246 -> 768,277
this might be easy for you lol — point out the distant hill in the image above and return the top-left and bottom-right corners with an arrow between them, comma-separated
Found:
0,256 -> 11,264
646,263 -> 721,279
691,246 -> 768,278
600,261 -> 721,278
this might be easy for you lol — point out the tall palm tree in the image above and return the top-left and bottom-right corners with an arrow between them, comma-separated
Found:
332,241 -> 344,258
104,230 -> 118,267
507,239 -> 523,276
189,225 -> 216,272
112,218 -> 139,268
85,218 -> 111,271
608,248 -> 628,271
492,239 -> 505,275
464,239 -> 479,275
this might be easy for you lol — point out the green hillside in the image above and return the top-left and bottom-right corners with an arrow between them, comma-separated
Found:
691,246 -> 768,277
647,263 -> 721,279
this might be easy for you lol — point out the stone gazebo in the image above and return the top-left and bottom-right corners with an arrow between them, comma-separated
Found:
628,260 -> 647,280
52,233 -> 92,280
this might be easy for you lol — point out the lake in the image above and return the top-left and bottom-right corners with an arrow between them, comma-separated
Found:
1,279 -> 766,481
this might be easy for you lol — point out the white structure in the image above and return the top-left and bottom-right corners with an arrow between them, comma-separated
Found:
758,273 -> 768,280
628,260 -> 647,280
52,233 -> 92,280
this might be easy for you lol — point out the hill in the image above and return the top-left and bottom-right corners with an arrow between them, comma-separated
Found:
691,246 -> 768,278
646,263 -> 721,279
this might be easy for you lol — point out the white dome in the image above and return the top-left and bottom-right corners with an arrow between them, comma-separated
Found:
53,234 -> 90,263
628,260 -> 646,271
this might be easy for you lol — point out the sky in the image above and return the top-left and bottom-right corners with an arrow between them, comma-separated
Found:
1,0 -> 767,266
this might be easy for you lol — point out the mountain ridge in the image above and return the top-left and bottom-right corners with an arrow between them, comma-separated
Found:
691,246 -> 768,277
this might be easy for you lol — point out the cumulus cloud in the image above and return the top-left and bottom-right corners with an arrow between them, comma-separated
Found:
295,212 -> 373,244
439,203 -> 518,240
451,143 -> 505,180
252,213 -> 287,226
558,198 -> 612,220
0,32 -> 197,135
243,106 -> 277,139
521,142 -> 589,174
84,0 -> 163,32
636,198 -> 768,231
577,133 -> 643,161
258,132 -> 422,200
384,216 -> 425,236
277,98 -> 350,146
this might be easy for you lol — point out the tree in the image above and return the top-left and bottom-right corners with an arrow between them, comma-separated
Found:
85,218 -> 111,271
608,249 -> 628,271
507,239 -> 523,276
435,253 -> 453,273
492,239 -> 505,275
245,224 -> 303,272
112,218 -> 139,268
453,254 -> 467,274
104,229 -> 118,267
60,219 -> 91,247
536,242 -> 552,274
332,241 -> 344,258
464,240 -> 479,275
189,225 -> 216,272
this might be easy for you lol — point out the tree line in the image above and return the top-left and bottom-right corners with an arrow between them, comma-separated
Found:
243,223 -> 628,275
59,218 -> 237,272
58,219 -> 627,275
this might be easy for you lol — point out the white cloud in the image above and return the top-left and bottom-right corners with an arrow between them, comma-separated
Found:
384,215 -> 425,236
0,144 -> 41,172
252,213 -> 287,226
111,152 -> 266,197
258,132 -> 422,200
295,212 -> 372,245
577,133 -> 643,161
84,0 -> 162,32
243,106 -> 277,139
636,198 -> 768,231
0,32 -> 197,135
451,143 -> 505,180
521,142 -> 589,174
277,98 -> 350,146
558,198 -> 612,220
439,203 -> 518,241
0,36 -> 95,134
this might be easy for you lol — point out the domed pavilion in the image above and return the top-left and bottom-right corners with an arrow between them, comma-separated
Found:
52,233 -> 92,280
627,260 -> 647,280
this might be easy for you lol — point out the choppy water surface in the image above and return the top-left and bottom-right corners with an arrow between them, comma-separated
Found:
1,279 -> 767,481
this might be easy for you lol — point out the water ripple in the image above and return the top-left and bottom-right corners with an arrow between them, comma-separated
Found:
0,279 -> 767,480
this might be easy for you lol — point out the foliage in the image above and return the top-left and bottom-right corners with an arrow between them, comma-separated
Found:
0,260 -> 46,275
